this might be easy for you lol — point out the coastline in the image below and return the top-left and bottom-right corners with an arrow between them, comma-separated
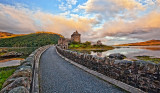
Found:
0,58 -> 24,63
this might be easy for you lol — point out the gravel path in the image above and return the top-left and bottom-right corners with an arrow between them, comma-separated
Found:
39,46 -> 124,93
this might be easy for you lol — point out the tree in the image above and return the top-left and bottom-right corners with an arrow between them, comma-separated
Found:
84,41 -> 91,46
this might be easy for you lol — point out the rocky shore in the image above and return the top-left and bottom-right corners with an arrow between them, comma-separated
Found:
0,51 -> 23,58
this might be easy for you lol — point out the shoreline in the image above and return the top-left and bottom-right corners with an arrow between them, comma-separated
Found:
0,58 -> 24,63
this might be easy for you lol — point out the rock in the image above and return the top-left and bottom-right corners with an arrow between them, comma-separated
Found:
15,66 -> 32,73
29,54 -> 34,57
114,60 -> 132,64
1,51 -> 23,58
8,67 -> 32,79
25,57 -> 34,63
20,60 -> 30,65
0,77 -> 30,93
147,62 -> 156,73
109,53 -> 126,60
2,78 -> 17,88
20,62 -> 33,68
20,60 -> 25,65
135,60 -> 151,64
8,86 -> 29,93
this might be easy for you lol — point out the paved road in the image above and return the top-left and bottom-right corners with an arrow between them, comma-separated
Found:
39,46 -> 124,93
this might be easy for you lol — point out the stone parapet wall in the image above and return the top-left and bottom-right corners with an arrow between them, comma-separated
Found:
0,45 -> 51,93
56,46 -> 160,93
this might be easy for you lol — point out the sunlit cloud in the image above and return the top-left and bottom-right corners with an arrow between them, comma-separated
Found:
0,3 -> 97,39
0,4 -> 38,33
0,0 -> 160,45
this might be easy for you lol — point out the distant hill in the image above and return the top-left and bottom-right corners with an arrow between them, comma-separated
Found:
0,32 -> 63,47
116,40 -> 160,46
0,31 -> 26,39
0,32 -> 14,38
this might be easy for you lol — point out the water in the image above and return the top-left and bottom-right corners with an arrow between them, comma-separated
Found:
0,47 -> 37,67
79,46 -> 160,59
0,60 -> 21,68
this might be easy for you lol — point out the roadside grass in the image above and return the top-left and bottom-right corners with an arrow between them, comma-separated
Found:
0,66 -> 17,90
0,47 -> 37,90
0,53 -> 5,56
136,56 -> 160,64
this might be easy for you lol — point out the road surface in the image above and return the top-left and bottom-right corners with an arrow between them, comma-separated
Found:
39,46 -> 124,93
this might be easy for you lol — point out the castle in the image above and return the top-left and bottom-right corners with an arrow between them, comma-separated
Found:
71,31 -> 81,43
58,30 -> 81,49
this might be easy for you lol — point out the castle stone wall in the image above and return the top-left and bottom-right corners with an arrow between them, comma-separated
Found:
56,46 -> 160,93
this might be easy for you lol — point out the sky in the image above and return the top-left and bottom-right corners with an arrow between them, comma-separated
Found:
0,0 -> 160,45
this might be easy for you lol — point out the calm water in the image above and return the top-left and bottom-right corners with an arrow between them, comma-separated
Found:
80,46 -> 160,59
0,60 -> 21,68
0,47 -> 37,67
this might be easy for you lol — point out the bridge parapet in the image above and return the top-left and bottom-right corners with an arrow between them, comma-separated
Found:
0,45 -> 51,93
56,46 -> 160,93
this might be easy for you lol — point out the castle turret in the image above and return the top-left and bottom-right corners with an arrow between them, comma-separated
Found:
71,30 -> 81,43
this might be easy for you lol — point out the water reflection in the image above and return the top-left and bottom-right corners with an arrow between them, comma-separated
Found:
0,60 -> 20,68
77,46 -> 160,59
97,52 -> 102,57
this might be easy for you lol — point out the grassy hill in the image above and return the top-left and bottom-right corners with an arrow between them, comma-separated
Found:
0,32 -> 14,38
0,31 -> 26,39
116,40 -> 160,46
0,32 -> 63,47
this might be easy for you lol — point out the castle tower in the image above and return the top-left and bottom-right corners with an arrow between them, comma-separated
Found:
71,30 -> 81,43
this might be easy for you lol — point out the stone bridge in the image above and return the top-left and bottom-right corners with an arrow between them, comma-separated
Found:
1,45 -> 160,93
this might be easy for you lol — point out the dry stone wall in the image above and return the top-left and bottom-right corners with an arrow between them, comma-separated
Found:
0,45 -> 51,93
56,46 -> 160,93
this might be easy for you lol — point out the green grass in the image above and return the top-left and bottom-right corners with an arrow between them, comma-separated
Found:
0,66 -> 17,90
136,56 -> 160,64
69,42 -> 114,50
0,53 -> 5,56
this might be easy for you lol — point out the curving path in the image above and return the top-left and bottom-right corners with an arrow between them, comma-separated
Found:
39,46 -> 124,93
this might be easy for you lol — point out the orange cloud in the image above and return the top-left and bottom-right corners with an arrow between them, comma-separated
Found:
93,10 -> 160,40
0,4 -> 97,38
112,0 -> 143,10
34,12 -> 98,38
79,0 -> 143,14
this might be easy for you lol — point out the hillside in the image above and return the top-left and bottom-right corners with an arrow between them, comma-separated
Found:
0,32 -> 14,38
0,32 -> 63,47
117,40 -> 160,46
0,31 -> 26,39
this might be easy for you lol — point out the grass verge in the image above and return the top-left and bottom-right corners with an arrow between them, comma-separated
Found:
0,66 -> 17,90
136,56 -> 160,64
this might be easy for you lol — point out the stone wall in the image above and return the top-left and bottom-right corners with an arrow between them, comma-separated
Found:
56,46 -> 160,93
0,45 -> 51,93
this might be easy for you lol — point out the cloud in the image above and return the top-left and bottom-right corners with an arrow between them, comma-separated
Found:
58,0 -> 77,11
78,0 -> 144,19
34,12 -> 98,38
92,10 -> 160,41
0,3 -> 97,39
1,0 -> 160,45
66,0 -> 77,5
0,4 -> 39,33
59,2 -> 67,11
